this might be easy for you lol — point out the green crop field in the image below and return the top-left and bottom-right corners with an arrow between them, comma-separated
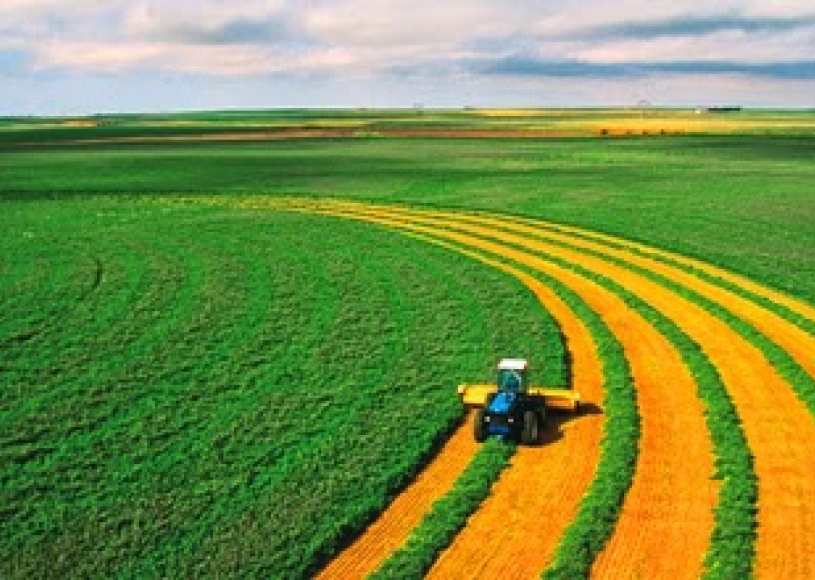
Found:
2,109 -> 815,578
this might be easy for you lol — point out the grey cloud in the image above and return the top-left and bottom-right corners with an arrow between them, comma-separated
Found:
140,16 -> 299,46
582,13 -> 815,40
657,60 -> 815,79
470,55 -> 815,80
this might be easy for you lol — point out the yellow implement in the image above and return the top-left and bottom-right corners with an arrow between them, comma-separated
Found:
457,384 -> 581,412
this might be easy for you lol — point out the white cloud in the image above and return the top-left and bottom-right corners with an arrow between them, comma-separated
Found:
573,28 -> 815,64
2,1 -> 815,111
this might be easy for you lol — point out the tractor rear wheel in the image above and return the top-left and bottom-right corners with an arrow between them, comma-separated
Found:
521,409 -> 540,445
474,409 -> 487,442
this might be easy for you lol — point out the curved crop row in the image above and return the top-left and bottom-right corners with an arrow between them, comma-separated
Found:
422,212 -> 758,575
391,233 -> 610,578
272,202 -> 649,577
221,198 -> 622,578
262,201 -> 806,575
513,215 -> 815,340
12,194 -> 815,578
1,235 -> 158,448
444,208 -> 815,576
367,202 -> 814,578
476,213 -> 815,420
313,232 -> 570,578
499,242 -> 756,578
370,437 -> 515,579
315,417 -> 481,580
292,201 -> 722,577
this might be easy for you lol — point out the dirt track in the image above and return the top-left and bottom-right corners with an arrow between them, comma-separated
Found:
213,198 -> 815,578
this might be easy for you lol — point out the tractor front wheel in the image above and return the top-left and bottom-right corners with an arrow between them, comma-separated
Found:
474,409 -> 487,442
521,410 -> 540,445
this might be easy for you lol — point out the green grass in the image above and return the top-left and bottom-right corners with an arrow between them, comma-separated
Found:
2,133 -> 814,305
0,200 -> 564,578
3,113 -> 815,576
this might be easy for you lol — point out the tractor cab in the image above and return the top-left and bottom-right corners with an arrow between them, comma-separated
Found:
496,358 -> 528,393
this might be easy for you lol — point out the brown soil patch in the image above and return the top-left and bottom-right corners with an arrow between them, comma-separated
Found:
11,128 -> 588,148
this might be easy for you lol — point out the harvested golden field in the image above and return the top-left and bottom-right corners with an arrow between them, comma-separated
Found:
223,198 -> 815,579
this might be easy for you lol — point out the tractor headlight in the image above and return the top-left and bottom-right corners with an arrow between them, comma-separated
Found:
484,416 -> 490,422
508,417 -> 514,423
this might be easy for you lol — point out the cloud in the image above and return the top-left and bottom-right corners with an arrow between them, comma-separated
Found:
470,55 -> 815,81
28,41 -> 356,77
134,17 -> 293,45
120,2 -> 299,45
2,1 -> 815,112
580,13 -> 815,40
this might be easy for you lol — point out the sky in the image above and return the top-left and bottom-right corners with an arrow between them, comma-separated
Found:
2,1 -> 815,115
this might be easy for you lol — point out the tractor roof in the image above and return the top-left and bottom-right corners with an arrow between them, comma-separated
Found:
497,358 -> 528,371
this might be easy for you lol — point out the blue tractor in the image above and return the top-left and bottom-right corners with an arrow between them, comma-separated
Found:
457,358 -> 580,445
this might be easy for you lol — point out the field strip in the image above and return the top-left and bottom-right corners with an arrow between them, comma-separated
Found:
205,197 -> 611,576
511,215 -> 815,326
415,244 -> 607,579
1,238 -> 154,428
319,201 -> 815,578
312,220 -> 605,578
436,211 -> 815,398
370,438 -> 516,579
297,202 -> 716,579
314,415 -> 479,579
0,253 -> 46,334
0,247 -> 82,346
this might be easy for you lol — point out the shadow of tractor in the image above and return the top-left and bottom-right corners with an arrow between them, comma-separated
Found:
534,402 -> 603,447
